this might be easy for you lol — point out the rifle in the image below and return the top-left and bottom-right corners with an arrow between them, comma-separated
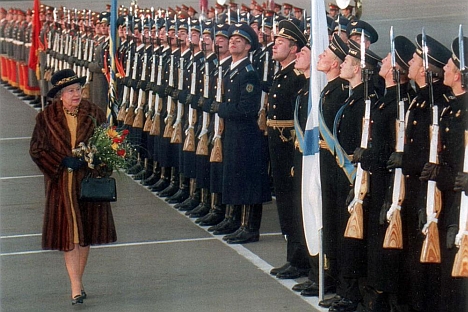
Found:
81,36 -> 89,77
144,51 -> 157,132
196,58 -> 211,156
257,48 -> 269,134
210,47 -> 224,163
452,133 -> 468,276
452,27 -> 468,277
81,38 -> 94,100
183,60 -> 198,151
170,51 -> 185,144
117,40 -> 133,121
420,28 -> 442,263
123,44 -> 141,126
132,48 -> 149,128
344,33 -> 370,240
384,27 -> 404,249
163,53 -> 176,138
150,54 -> 164,136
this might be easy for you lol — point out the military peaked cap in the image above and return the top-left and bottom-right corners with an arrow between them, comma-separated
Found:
415,34 -> 451,68
275,19 -> 307,50
348,39 -> 382,67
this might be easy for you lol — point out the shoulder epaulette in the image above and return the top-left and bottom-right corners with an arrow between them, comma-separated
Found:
293,69 -> 302,76
245,64 -> 254,72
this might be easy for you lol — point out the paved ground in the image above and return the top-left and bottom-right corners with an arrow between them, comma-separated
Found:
0,85 -> 327,311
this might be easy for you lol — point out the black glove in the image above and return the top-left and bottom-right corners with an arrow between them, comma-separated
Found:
387,152 -> 404,169
446,225 -> 459,249
137,80 -> 147,90
420,162 -> 440,182
345,187 -> 355,206
61,157 -> 86,171
198,97 -> 206,108
122,77 -> 130,87
165,85 -> 175,97
380,201 -> 391,225
171,88 -> 180,99
454,172 -> 468,193
210,101 -> 221,113
418,209 -> 427,231
184,94 -> 193,106
145,82 -> 154,92
352,147 -> 367,164
260,80 -> 271,93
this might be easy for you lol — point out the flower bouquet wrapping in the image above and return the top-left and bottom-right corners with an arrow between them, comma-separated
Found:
73,123 -> 134,176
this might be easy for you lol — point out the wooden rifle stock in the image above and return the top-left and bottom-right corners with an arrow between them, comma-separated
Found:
163,99 -> 175,138
344,165 -> 367,239
452,231 -> 468,277
124,100 -> 136,125
133,51 -> 149,129
196,113 -> 210,156
143,105 -> 154,132
452,131 -> 468,276
210,117 -> 224,162
133,104 -> 145,128
183,109 -> 197,152
383,169 -> 405,248
150,99 -> 162,136
420,185 -> 442,263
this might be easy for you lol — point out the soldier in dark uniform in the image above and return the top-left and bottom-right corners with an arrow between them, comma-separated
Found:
447,35 -> 468,312
163,18 -> 191,205
198,23 -> 232,227
188,20 -> 217,219
209,23 -> 271,243
267,20 -> 309,279
175,18 -> 205,213
293,34 -> 350,299
147,18 -> 173,193
329,39 -> 381,312
353,35 -> 415,311
387,33 -> 452,312
418,36 -> 468,312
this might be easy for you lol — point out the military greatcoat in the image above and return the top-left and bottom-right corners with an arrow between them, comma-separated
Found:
218,58 -> 270,205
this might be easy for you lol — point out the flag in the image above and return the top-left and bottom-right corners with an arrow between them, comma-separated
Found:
301,0 -> 328,256
28,0 -> 42,70
107,0 -> 119,124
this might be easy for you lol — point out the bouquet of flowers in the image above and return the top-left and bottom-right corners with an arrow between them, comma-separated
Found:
73,123 -> 134,173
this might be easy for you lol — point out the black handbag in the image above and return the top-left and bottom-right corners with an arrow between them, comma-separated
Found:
80,176 -> 117,202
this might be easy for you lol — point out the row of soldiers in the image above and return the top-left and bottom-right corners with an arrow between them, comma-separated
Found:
2,2 -> 468,312
0,7 -> 42,106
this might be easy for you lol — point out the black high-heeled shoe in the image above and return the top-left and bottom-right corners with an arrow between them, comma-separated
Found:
71,294 -> 84,305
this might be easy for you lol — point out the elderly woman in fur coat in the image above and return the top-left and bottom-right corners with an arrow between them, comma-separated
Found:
30,69 -> 117,305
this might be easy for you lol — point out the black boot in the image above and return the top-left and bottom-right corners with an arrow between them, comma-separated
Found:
141,161 -> 160,185
226,204 -> 262,244
158,167 -> 179,197
127,154 -> 143,174
187,188 -> 210,217
149,167 -> 170,192
176,179 -> 200,210
197,193 -> 226,225
211,205 -> 241,235
166,174 -> 189,204
133,158 -> 150,180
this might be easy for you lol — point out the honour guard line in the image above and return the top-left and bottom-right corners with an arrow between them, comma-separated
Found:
1,0 -> 467,310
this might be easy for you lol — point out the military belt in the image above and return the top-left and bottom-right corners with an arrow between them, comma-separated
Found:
266,119 -> 294,128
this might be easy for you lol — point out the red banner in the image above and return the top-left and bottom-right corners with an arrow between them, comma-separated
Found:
28,0 -> 42,70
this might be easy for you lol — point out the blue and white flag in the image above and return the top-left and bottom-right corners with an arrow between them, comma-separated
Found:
302,0 -> 328,256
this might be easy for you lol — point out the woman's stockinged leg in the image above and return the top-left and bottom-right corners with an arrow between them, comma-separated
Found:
64,244 -> 90,298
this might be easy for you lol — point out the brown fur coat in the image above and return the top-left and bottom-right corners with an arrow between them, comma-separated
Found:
30,99 -> 117,251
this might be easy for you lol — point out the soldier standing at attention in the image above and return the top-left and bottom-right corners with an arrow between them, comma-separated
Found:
293,34 -> 350,300
267,20 -> 310,280
209,23 -> 271,243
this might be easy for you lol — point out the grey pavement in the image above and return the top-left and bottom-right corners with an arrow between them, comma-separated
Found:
0,85 -> 325,311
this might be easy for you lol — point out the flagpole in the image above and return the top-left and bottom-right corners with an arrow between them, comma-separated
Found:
108,0 -> 118,124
